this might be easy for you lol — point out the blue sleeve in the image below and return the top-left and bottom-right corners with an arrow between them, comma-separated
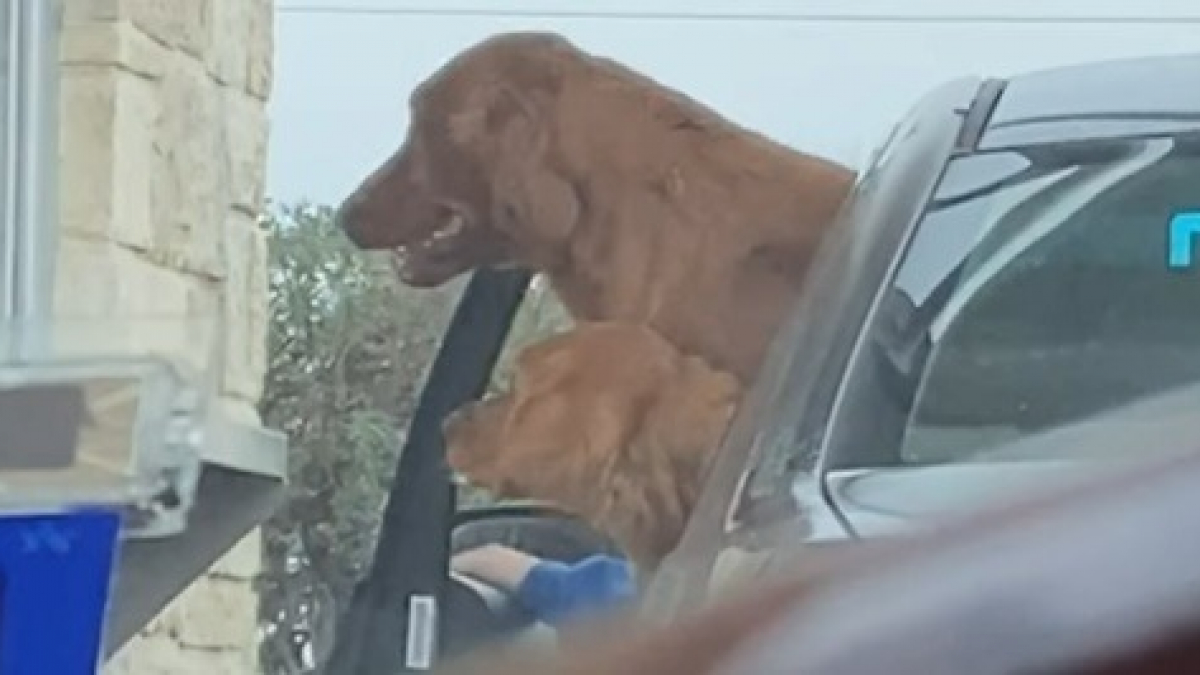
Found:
514,555 -> 635,626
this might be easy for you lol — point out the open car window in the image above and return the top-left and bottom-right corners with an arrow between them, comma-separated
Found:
713,88 -> 969,531
695,130 -> 1200,566
640,82 -> 977,617
488,275 -> 572,394
454,274 -> 572,508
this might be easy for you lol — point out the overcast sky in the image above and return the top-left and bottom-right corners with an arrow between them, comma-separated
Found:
265,0 -> 1200,207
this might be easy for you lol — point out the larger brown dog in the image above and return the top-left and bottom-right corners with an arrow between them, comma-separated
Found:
443,322 -> 742,571
338,32 -> 855,382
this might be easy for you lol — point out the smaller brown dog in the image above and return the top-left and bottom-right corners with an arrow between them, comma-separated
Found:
444,322 -> 742,572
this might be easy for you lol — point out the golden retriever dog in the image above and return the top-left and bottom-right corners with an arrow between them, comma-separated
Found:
338,32 -> 856,382
443,322 -> 742,571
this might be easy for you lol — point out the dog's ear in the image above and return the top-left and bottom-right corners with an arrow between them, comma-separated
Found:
488,84 -> 580,249
448,72 -> 579,250
600,357 -> 740,570
597,429 -> 692,572
444,395 -> 513,480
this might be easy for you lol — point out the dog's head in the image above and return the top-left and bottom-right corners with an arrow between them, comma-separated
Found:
337,32 -> 585,287
444,323 -> 742,570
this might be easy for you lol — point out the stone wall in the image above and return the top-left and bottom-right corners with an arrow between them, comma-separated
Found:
55,1 -> 274,672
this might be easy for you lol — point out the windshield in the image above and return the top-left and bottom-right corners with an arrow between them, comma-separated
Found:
826,132 -> 1200,471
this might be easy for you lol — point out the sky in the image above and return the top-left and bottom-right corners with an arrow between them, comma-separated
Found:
265,0 -> 1200,207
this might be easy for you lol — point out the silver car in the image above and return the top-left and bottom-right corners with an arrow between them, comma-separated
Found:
644,50 -> 1200,618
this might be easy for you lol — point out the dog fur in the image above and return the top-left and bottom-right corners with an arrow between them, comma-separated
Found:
443,322 -> 742,571
338,32 -> 856,382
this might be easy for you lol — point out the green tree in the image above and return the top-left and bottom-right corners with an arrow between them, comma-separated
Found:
254,202 -> 572,673
255,202 -> 462,673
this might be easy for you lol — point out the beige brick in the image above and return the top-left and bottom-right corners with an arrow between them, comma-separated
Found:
58,70 -> 119,242
247,221 -> 270,383
209,528 -> 264,580
158,575 -> 259,650
220,215 -> 268,402
123,0 -> 215,56
207,0 -> 250,87
150,53 -> 226,279
111,69 -> 162,251
59,19 -> 167,79
246,0 -> 275,100
62,0 -> 123,25
59,66 -> 161,252
223,90 -> 270,214
63,0 -> 215,57
53,238 -> 217,375
104,632 -> 257,675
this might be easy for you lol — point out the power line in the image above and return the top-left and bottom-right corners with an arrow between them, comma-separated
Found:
275,5 -> 1200,25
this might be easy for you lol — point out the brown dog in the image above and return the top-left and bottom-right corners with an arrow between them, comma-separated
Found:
338,32 -> 855,382
443,322 -> 742,571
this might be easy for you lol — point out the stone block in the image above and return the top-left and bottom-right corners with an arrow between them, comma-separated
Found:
110,69 -> 162,252
150,53 -> 226,280
209,527 -> 264,580
157,574 -> 259,650
207,0 -> 251,88
246,0 -> 275,100
104,631 -> 258,675
223,90 -> 270,214
62,0 -> 122,25
62,0 -> 214,57
59,64 -> 162,252
119,0 -> 214,56
59,19 -> 167,79
53,238 -> 218,375
58,69 -> 119,243
220,215 -> 268,402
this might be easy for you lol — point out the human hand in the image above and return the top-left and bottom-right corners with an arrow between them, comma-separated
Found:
450,544 -> 542,592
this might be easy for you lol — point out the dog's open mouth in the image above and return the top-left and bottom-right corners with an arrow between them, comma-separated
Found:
391,211 -> 469,283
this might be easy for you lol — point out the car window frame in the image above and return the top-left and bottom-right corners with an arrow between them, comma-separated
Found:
637,77 -> 983,621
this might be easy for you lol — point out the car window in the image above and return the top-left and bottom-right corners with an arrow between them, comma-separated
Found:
640,80 -> 984,620
454,275 -> 572,508
488,274 -> 572,393
826,132 -> 1200,471
709,98 -> 966,532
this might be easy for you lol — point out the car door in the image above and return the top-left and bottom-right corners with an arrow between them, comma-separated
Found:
638,75 -> 983,620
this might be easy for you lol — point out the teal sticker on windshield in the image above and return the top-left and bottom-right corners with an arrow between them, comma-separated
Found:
1168,211 -> 1200,269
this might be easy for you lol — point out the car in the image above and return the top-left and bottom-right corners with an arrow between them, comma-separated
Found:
325,50 -> 1200,673
643,49 -> 1200,619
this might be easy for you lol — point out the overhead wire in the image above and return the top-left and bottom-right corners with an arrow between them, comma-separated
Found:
275,6 -> 1200,25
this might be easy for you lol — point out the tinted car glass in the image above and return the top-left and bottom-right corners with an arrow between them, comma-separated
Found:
827,132 -> 1200,470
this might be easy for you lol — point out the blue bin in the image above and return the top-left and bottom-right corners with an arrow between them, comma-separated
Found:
0,509 -> 121,675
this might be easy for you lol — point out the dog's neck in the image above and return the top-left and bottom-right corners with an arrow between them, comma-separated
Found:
532,70 -> 853,323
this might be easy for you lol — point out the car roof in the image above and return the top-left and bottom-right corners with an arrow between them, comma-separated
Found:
979,51 -> 1200,149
